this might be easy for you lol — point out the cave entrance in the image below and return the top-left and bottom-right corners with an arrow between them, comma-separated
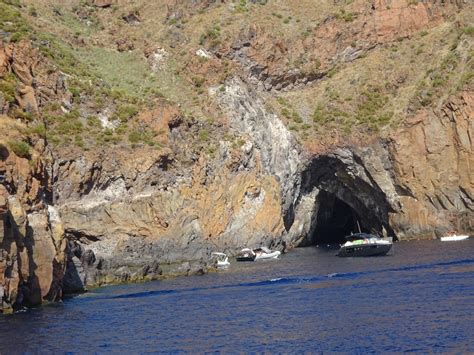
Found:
309,191 -> 368,245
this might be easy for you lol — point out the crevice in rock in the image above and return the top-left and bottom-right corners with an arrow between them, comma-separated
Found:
65,229 -> 100,244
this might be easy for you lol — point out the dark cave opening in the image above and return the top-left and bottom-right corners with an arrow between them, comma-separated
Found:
309,191 -> 369,245
293,153 -> 399,248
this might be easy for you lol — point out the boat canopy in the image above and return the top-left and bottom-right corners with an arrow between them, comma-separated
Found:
345,233 -> 380,241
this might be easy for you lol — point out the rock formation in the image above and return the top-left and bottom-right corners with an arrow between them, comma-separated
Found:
0,0 -> 472,311
0,126 -> 66,312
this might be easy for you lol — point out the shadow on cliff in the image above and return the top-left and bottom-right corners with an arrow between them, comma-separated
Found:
21,223 -> 42,308
1,211 -> 42,310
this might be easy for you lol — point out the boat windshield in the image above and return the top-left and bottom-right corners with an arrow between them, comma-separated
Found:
345,233 -> 379,241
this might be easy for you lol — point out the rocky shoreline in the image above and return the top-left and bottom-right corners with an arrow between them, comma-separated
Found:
1,88 -> 472,312
1,0 -> 472,313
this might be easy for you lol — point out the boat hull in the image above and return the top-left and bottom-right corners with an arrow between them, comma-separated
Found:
236,255 -> 256,262
440,235 -> 469,242
255,251 -> 281,260
338,243 -> 392,257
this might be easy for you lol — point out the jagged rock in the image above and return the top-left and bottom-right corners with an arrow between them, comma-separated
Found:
114,266 -> 131,282
0,138 -> 67,312
0,197 -> 66,311
175,260 -> 208,276
0,40 -> 70,116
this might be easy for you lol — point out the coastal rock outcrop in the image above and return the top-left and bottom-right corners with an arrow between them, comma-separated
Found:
0,127 -> 67,312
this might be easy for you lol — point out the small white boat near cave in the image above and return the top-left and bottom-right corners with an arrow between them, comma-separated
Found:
254,247 -> 281,260
211,252 -> 230,268
235,247 -> 281,262
440,234 -> 470,242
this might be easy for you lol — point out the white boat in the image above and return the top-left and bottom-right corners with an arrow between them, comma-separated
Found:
440,235 -> 470,242
211,252 -> 230,267
254,247 -> 281,260
338,233 -> 392,257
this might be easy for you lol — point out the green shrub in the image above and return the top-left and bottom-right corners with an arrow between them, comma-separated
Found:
0,1 -> 30,43
87,115 -> 101,127
115,104 -> 139,123
335,9 -> 356,22
199,129 -> 209,142
128,131 -> 141,143
128,127 -> 157,146
192,76 -> 206,88
26,122 -> 47,138
235,0 -> 248,12
8,140 -> 31,159
462,26 -> 474,36
280,107 -> 291,119
292,110 -> 303,123
312,105 -> 326,123
28,6 -> 37,17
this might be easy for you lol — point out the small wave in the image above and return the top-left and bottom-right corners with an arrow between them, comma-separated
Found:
111,289 -> 177,299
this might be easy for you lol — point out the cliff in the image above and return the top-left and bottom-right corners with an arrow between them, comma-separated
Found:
0,0 -> 472,311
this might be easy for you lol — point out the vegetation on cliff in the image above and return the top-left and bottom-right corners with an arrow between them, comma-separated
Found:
0,0 -> 472,312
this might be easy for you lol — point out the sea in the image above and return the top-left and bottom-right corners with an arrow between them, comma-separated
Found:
1,239 -> 473,353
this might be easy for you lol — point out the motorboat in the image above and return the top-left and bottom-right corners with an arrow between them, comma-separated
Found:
338,233 -> 392,257
440,234 -> 470,242
254,247 -> 281,260
236,248 -> 256,262
211,252 -> 230,267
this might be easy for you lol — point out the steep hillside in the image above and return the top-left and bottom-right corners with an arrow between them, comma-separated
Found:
0,0 -> 473,312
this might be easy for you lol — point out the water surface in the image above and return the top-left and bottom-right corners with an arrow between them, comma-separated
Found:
1,239 -> 473,352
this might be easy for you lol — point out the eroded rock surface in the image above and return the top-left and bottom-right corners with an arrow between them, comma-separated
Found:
0,135 -> 66,312
224,0 -> 463,91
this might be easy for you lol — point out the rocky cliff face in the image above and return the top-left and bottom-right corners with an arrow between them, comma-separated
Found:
0,0 -> 472,311
289,91 -> 473,245
224,0 -> 463,91
53,79 -> 290,287
0,123 -> 66,312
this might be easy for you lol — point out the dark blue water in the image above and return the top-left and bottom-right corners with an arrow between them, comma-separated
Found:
1,239 -> 473,353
